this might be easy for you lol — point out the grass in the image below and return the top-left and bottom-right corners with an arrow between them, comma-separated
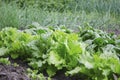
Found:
0,3 -> 20,29
0,1 -> 120,30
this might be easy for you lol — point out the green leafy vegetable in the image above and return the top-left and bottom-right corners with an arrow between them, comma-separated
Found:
0,24 -> 120,80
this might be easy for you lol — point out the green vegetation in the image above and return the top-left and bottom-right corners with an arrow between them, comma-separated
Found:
0,0 -> 120,30
0,0 -> 120,79
0,24 -> 120,79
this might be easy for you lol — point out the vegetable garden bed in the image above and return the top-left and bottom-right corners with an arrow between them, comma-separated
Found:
0,23 -> 120,80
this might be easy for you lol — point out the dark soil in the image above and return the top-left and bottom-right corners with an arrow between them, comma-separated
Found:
0,63 -> 83,80
0,57 -> 83,80
52,70 -> 82,80
0,58 -> 85,80
0,63 -> 30,80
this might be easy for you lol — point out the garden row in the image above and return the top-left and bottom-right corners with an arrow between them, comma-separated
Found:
0,23 -> 120,80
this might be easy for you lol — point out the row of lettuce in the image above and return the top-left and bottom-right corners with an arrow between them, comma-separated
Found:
0,23 -> 120,80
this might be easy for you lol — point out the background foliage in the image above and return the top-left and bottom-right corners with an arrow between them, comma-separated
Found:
0,0 -> 120,31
